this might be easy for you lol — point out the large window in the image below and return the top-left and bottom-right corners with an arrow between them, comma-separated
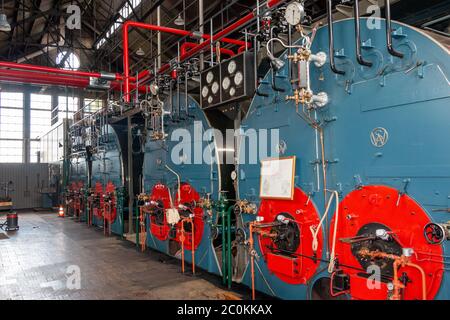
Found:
30,94 -> 52,163
0,92 -> 24,163
58,96 -> 78,121
84,98 -> 104,114
30,94 -> 52,139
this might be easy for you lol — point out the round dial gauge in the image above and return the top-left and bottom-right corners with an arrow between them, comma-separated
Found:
228,60 -> 237,74
211,81 -> 219,94
222,77 -> 231,90
285,1 -> 305,26
234,71 -> 243,86
201,86 -> 209,98
150,82 -> 159,96
229,87 -> 236,97
206,71 -> 214,84
207,96 -> 213,104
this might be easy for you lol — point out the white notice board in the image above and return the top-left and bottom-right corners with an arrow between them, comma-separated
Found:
259,156 -> 296,200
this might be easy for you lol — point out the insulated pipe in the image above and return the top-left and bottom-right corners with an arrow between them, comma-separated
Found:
122,21 -> 251,102
0,68 -> 90,87
385,0 -> 404,58
0,68 -> 151,92
353,0 -> 372,67
327,0 -> 345,75
0,60 -> 134,82
181,42 -> 235,58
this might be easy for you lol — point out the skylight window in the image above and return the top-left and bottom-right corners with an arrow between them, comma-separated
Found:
95,0 -> 142,50
56,51 -> 80,70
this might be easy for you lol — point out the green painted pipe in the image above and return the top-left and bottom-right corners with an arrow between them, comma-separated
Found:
135,204 -> 139,248
227,205 -> 233,288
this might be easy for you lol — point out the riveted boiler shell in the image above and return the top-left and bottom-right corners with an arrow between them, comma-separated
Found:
142,93 -> 219,200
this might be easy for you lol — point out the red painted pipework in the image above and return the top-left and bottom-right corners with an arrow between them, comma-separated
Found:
181,42 -> 235,58
0,68 -> 150,93
153,0 -> 285,81
122,21 -> 251,102
0,60 -> 137,82
0,68 -> 90,87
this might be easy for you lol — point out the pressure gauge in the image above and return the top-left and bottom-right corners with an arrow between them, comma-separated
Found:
285,1 -> 305,26
228,60 -> 237,74
202,86 -> 209,98
234,71 -> 243,86
206,71 -> 214,84
207,96 -> 213,104
229,87 -> 236,97
222,77 -> 231,90
211,81 -> 219,94
149,82 -> 159,96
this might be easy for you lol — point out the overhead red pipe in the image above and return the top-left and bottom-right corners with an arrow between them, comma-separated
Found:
181,42 -> 235,58
122,21 -> 251,102
0,68 -> 151,93
0,60 -> 141,83
152,0 -> 285,83
0,68 -> 90,87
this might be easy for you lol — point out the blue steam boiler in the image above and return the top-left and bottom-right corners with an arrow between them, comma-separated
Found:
236,16 -> 450,300
142,93 -> 223,276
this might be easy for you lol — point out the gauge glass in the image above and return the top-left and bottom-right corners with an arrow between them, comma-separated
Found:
229,87 -> 236,97
206,71 -> 214,84
222,77 -> 231,90
285,2 -> 305,26
211,81 -> 219,94
202,86 -> 209,98
234,71 -> 243,86
228,60 -> 237,74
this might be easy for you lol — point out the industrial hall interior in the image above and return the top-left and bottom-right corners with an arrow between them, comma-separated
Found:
0,0 -> 449,301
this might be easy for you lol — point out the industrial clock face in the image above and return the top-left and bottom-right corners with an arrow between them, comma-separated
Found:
228,60 -> 237,74
206,71 -> 214,84
222,77 -> 231,90
202,86 -> 209,98
229,87 -> 236,97
285,1 -> 305,26
211,81 -> 219,94
234,71 -> 243,86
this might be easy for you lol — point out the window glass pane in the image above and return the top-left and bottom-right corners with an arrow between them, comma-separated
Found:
0,92 -> 23,109
84,98 -> 104,114
30,94 -> 52,110
58,96 -> 78,120
0,108 -> 23,139
30,140 -> 41,163
0,140 -> 23,163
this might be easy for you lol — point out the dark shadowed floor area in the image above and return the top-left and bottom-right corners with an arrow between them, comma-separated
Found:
0,211 -> 244,300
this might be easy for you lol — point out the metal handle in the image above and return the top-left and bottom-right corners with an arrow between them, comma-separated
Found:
385,0 -> 404,58
327,0 -> 345,75
354,0 -> 372,67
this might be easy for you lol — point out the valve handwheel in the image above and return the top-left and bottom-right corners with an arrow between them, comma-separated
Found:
424,222 -> 445,245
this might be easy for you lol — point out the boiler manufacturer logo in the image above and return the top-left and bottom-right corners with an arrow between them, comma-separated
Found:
370,127 -> 389,147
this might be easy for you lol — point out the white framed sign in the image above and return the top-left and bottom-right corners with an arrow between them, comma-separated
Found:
259,156 -> 296,200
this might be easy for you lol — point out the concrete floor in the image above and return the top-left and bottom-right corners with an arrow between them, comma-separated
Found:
0,211 -> 242,300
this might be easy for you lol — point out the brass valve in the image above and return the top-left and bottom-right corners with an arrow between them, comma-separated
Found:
137,193 -> 150,202
287,48 -> 311,63
236,200 -> 257,215
286,88 -> 314,107
198,196 -> 213,210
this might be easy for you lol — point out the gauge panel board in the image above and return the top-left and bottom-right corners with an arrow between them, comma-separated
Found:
200,50 -> 255,109
200,63 -> 221,108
